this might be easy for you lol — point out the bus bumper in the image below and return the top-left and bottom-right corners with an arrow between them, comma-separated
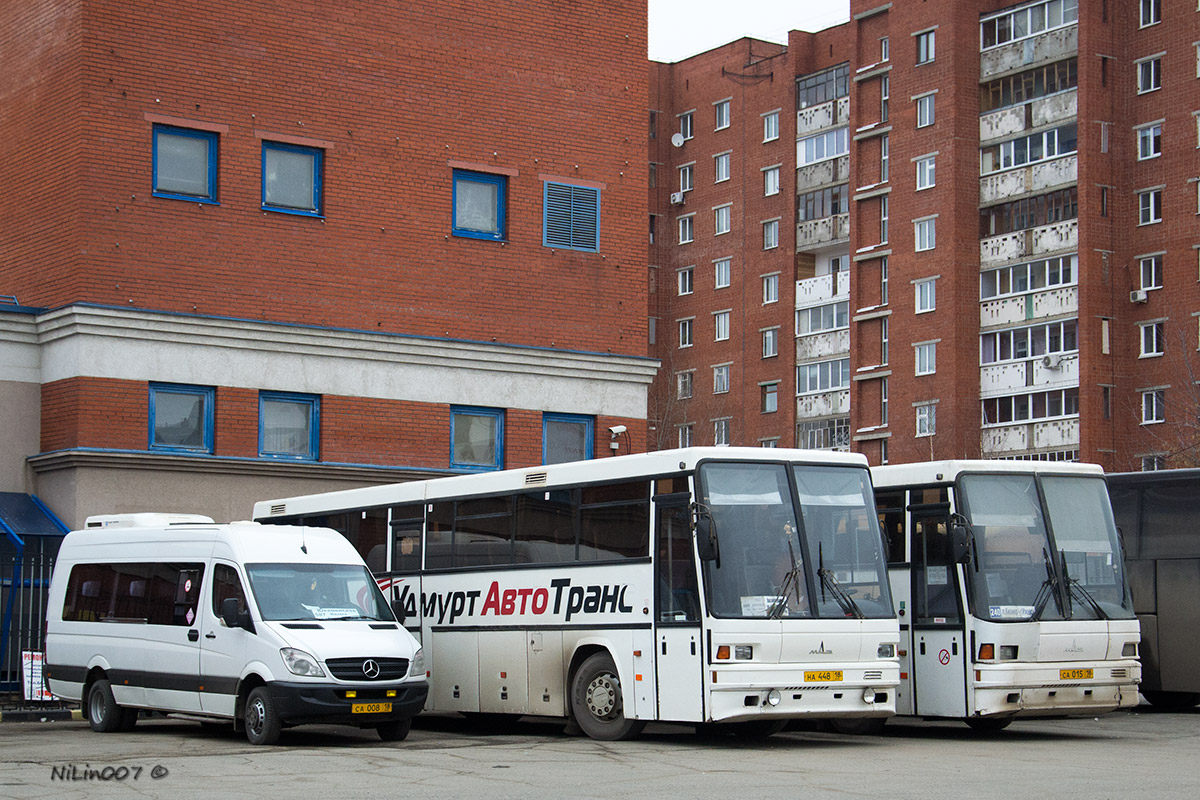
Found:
706,664 -> 900,724
970,660 -> 1140,718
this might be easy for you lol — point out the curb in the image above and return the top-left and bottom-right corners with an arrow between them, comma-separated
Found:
0,709 -> 82,723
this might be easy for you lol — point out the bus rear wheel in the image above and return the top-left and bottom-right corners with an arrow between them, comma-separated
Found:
1142,690 -> 1200,710
570,653 -> 645,741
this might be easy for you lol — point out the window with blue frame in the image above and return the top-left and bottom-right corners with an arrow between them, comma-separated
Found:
543,182 -> 600,252
259,392 -> 320,460
543,413 -> 594,464
149,384 -> 215,453
261,141 -> 322,216
152,125 -> 218,203
450,406 -> 504,471
452,170 -> 506,240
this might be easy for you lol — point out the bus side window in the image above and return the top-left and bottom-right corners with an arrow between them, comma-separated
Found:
390,503 -> 425,573
874,490 -> 907,564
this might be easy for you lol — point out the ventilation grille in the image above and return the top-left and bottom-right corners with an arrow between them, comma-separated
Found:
524,473 -> 548,486
864,670 -> 884,681
269,504 -> 287,515
1111,668 -> 1129,679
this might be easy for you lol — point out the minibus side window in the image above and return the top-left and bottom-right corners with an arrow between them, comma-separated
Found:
212,564 -> 248,622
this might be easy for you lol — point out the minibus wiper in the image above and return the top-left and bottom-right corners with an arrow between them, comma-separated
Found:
1061,552 -> 1107,620
817,543 -> 864,619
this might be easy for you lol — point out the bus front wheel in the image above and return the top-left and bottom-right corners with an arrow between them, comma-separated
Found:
570,653 -> 646,741
965,716 -> 1013,733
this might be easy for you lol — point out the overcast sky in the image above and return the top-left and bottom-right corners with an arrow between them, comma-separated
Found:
648,0 -> 850,63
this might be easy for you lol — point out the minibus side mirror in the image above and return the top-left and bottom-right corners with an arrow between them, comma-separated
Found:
391,599 -> 407,627
221,597 -> 255,633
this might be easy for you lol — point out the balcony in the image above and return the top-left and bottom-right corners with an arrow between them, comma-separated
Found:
980,219 -> 1077,267
796,213 -> 850,252
979,23 -> 1076,77
980,417 -> 1079,455
797,329 -> 849,362
796,96 -> 850,137
796,270 -> 850,307
797,388 -> 850,419
980,285 -> 1078,328
979,154 -> 1076,206
796,156 -> 850,192
979,355 -> 1078,396
980,89 -> 1076,144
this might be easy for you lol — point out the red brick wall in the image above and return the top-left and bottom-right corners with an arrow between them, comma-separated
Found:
41,378 -> 147,452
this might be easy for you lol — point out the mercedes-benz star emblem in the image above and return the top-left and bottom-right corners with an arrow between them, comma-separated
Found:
362,659 -> 380,679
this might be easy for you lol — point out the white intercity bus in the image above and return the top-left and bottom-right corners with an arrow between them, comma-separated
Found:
253,447 -> 900,740
869,460 -> 1141,732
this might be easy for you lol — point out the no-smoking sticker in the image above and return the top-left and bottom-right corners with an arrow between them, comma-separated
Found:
938,648 -> 951,665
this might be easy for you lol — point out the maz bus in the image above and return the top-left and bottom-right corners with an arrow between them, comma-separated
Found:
1106,468 -> 1200,709
252,447 -> 900,740
869,460 -> 1140,732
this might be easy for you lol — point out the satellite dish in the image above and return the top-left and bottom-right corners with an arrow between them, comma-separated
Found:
670,132 -> 685,148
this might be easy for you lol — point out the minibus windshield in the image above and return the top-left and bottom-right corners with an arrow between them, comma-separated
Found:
245,563 -> 395,622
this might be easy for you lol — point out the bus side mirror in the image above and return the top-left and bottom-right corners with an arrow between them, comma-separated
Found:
950,523 -> 971,564
391,599 -> 407,627
221,597 -> 255,633
693,506 -> 720,565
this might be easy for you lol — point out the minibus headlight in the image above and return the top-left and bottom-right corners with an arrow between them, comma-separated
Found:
281,647 -> 325,677
409,648 -> 425,678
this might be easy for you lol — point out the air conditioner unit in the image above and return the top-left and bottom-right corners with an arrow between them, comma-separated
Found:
669,191 -> 686,205
1042,353 -> 1064,369
1130,289 -> 1148,303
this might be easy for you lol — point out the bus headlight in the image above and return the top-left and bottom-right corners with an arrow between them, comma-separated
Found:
409,648 -> 425,678
877,643 -> 895,659
734,646 -> 753,661
281,648 -> 325,677
1122,642 -> 1138,658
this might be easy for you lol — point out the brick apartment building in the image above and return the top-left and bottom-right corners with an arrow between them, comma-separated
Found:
649,0 -> 1200,472
0,0 -> 655,530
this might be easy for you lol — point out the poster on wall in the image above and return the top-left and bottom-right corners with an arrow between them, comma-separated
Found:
22,651 -> 55,702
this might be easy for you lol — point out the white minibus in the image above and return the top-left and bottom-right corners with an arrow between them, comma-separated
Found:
45,514 -> 428,745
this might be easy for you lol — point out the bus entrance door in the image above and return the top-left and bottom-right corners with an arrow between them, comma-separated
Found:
910,505 -> 967,718
654,496 -> 704,722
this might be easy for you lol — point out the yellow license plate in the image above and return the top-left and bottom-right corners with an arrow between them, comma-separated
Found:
804,670 -> 844,682
351,702 -> 392,714
1060,669 -> 1093,681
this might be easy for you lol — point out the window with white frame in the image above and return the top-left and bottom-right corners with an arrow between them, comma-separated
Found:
679,214 -> 694,243
1142,389 -> 1165,423
1140,0 -> 1161,27
678,423 -> 693,448
915,403 -> 936,437
715,257 -> 731,288
763,110 -> 780,142
915,341 -> 937,375
916,94 -> 935,128
980,319 -> 1078,364
914,217 -> 936,251
714,152 -> 731,182
1142,455 -> 1166,471
881,316 -> 890,364
881,75 -> 890,123
797,128 -> 849,166
980,124 -> 1078,174
1138,123 -> 1162,160
881,36 -> 890,62
980,255 -> 1076,299
715,99 -> 731,130
881,377 -> 889,425
880,196 -> 889,243
1139,188 -> 1163,225
980,0 -> 1079,50
915,277 -> 936,313
762,327 -> 779,358
916,29 -> 935,64
679,111 -> 694,140
916,155 -> 935,189
714,204 -> 731,236
1140,321 -> 1164,356
678,317 -> 694,348
764,165 -> 780,196
678,266 -> 694,296
762,273 -> 779,304
713,364 -> 730,393
761,383 -> 779,413
763,218 -> 779,249
797,358 -> 851,394
881,133 -> 890,181
1141,254 -> 1163,290
714,310 -> 730,341
796,301 -> 849,335
677,371 -> 693,400
881,256 -> 889,304
1137,56 -> 1162,94
679,163 -> 694,192
713,418 -> 730,446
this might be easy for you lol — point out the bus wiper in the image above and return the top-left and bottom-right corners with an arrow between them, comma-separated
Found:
817,543 -> 864,620
1030,547 -> 1059,621
1061,551 -> 1107,620
768,537 -> 803,619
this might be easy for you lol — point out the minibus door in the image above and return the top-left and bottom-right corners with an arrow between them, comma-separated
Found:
199,562 -> 254,717
654,496 -> 704,722
910,505 -> 967,718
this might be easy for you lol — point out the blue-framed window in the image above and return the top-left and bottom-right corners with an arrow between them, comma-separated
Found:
452,170 -> 506,240
543,413 -> 594,464
450,406 -> 504,471
149,383 -> 215,453
259,392 -> 320,460
543,182 -> 600,252
152,125 -> 218,203
261,141 -> 323,216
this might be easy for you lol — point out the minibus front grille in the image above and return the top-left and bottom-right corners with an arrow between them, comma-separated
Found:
326,657 -> 410,681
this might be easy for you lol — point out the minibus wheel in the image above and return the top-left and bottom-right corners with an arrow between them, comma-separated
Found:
570,652 -> 646,741
86,679 -> 123,733
376,718 -> 412,742
244,687 -> 282,745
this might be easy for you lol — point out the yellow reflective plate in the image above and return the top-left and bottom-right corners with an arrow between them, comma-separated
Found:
1060,668 -> 1093,681
804,670 -> 844,682
351,702 -> 393,714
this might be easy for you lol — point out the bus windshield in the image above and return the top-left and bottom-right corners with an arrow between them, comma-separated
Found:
697,461 -> 893,619
958,474 -> 1134,622
245,563 -> 396,622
